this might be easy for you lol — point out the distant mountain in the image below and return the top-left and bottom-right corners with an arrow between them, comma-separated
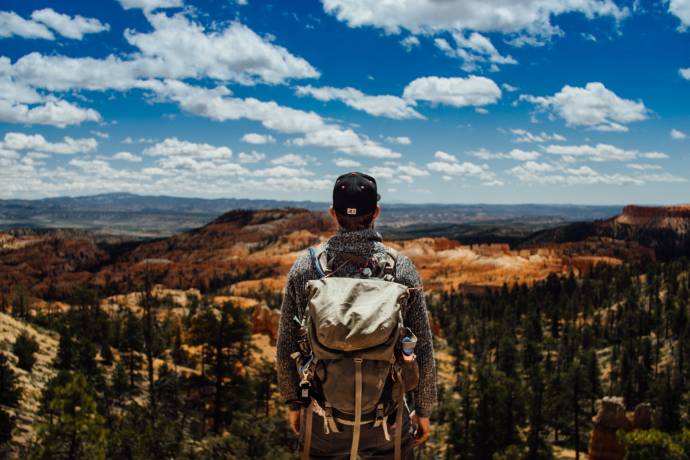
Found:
0,192 -> 623,238
521,204 -> 690,259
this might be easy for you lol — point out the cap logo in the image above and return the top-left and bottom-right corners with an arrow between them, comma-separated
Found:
347,208 -> 357,215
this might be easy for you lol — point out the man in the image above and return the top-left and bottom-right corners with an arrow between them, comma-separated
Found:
276,172 -> 437,459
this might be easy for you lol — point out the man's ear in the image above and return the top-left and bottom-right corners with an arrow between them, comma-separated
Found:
372,205 -> 381,222
329,207 -> 338,223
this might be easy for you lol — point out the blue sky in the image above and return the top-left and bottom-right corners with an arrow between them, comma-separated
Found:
1,0 -> 689,204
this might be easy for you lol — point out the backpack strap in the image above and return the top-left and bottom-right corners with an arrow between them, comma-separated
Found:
308,242 -> 328,278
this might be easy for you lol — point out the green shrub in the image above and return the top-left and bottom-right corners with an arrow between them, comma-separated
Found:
623,430 -> 685,460
12,332 -> 39,372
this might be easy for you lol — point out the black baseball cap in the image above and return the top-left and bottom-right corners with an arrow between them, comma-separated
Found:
332,172 -> 380,217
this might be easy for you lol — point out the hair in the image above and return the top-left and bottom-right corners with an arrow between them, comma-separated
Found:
335,211 -> 375,231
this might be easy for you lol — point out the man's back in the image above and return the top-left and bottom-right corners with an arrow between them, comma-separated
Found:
276,227 -> 437,457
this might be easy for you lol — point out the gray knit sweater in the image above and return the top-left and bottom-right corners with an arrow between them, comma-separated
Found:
275,227 -> 437,417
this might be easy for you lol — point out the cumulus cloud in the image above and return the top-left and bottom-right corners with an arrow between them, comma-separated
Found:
0,9 -> 108,41
237,151 -> 266,163
296,85 -> 423,119
271,153 -> 312,167
471,148 -> 541,161
385,136 -> 412,145
510,128 -> 565,143
144,138 -> 232,160
667,0 -> 690,30
543,143 -> 667,162
0,98 -> 101,128
117,0 -> 184,11
149,81 -> 400,159
671,128 -> 687,140
334,158 -> 361,168
31,8 -> 109,39
0,11 -> 55,39
521,82 -> 648,132
400,35 -> 420,51
435,32 -> 517,72
509,161 -> 684,185
1,132 -> 97,154
367,163 -> 428,184
433,151 -> 458,162
680,68 -> 690,80
2,12 -> 319,94
241,133 -> 275,144
124,13 -> 319,85
321,0 -> 627,41
427,154 -> 500,185
403,76 -> 501,108
112,151 -> 142,162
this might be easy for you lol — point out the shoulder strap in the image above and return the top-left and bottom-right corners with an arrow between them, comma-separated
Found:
307,242 -> 328,278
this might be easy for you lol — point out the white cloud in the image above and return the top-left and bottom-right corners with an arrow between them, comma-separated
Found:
471,148 -> 541,161
31,8 -> 109,39
671,128 -> 687,140
510,128 -> 565,143
144,138 -> 232,160
321,0 -> 627,41
3,12 -> 318,93
117,0 -> 184,11
400,35 -> 420,51
502,83 -> 519,92
241,133 -> 276,144
0,11 -> 54,40
680,68 -> 690,80
237,151 -> 266,163
385,136 -> 412,145
667,0 -> 690,30
403,76 -> 501,108
543,143 -> 667,162
434,151 -> 458,162
435,32 -> 517,72
151,81 -> 401,159
254,165 -> 310,178
627,163 -> 663,171
122,136 -> 157,144
126,13 -> 319,85
0,98 -> 101,128
427,158 -> 499,184
1,132 -> 97,154
296,85 -> 423,119
521,82 -> 648,132
271,153 -> 311,167
112,151 -> 142,162
509,161 -> 684,185
334,158 -> 361,168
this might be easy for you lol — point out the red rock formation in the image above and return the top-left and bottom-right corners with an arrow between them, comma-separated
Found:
614,205 -> 690,234
588,397 -> 630,460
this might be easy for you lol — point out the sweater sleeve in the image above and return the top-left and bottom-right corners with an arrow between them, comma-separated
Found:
275,253 -> 310,405
396,254 -> 437,418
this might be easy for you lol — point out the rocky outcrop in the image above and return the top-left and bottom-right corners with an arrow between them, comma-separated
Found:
588,398 -> 656,460
615,205 -> 690,235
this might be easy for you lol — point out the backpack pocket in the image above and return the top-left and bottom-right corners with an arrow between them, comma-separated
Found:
318,358 -> 391,415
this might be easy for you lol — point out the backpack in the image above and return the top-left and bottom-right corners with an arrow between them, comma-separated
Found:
294,243 -> 419,460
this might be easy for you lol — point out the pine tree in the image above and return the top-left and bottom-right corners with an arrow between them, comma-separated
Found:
121,310 -> 143,391
31,372 -> 108,460
188,301 -> 253,433
13,331 -> 39,372
0,353 -> 20,407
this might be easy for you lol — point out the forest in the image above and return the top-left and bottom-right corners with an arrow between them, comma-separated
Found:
1,258 -> 690,459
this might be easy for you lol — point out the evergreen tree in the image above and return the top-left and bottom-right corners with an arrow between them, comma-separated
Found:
0,353 -> 20,407
13,332 -> 39,372
30,372 -> 108,460
188,300 -> 253,433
